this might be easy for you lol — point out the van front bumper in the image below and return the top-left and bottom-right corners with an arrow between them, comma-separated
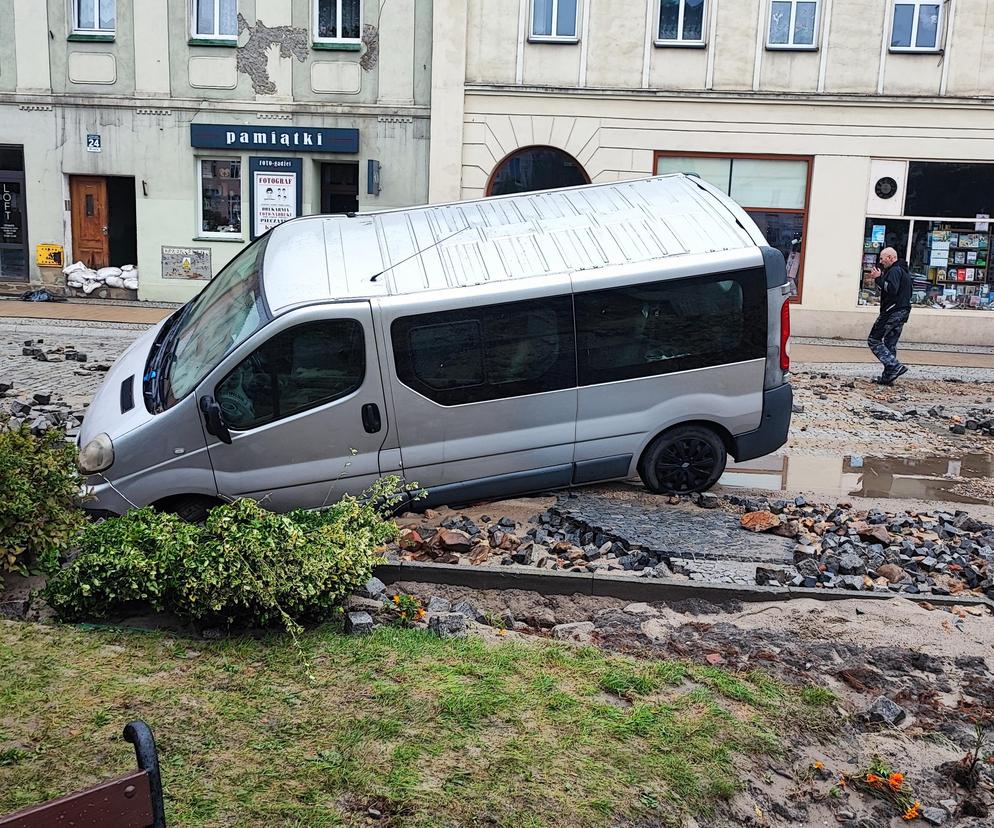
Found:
730,382 -> 792,462
80,478 -> 129,519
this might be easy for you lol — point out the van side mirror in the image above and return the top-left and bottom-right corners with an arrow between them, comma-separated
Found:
199,395 -> 232,445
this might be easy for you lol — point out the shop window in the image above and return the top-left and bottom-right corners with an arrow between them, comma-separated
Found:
198,159 -> 242,237
575,270 -> 767,387
314,0 -> 361,43
905,162 -> 994,220
392,296 -> 576,406
530,0 -> 579,41
0,146 -> 28,282
216,320 -> 365,431
657,0 -> 707,46
655,153 -> 811,299
890,2 -> 942,51
73,0 -> 115,34
487,147 -> 589,197
192,0 -> 238,40
767,1 -> 819,50
858,218 -> 994,311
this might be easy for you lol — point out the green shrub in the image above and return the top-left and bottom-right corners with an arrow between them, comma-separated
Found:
45,478 -> 405,629
0,422 -> 85,575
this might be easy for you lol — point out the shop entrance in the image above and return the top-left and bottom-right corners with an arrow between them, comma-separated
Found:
69,175 -> 137,269
0,145 -> 29,283
320,162 -> 359,214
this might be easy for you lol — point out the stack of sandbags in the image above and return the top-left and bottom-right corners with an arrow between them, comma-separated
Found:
63,261 -> 140,293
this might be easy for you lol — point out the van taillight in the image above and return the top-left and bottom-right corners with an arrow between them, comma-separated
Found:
780,300 -> 791,373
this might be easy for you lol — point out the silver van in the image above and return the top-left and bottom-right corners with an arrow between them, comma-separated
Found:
78,175 -> 792,520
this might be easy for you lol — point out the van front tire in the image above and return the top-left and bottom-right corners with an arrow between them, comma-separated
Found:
639,426 -> 727,495
155,495 -> 220,524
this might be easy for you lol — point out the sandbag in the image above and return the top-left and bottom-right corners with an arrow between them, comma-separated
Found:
121,264 -> 136,272
97,266 -> 123,280
81,279 -> 101,294
123,277 -> 139,290
63,261 -> 88,276
66,275 -> 84,288
104,275 -> 125,289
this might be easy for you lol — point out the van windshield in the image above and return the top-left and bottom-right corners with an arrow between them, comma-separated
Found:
159,239 -> 270,408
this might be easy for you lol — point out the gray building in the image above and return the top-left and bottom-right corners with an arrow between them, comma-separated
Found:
0,0 -> 432,302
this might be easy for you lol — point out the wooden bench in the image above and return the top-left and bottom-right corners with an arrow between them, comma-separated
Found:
0,720 -> 166,828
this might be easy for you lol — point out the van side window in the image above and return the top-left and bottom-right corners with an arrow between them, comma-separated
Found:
574,269 -> 767,386
392,295 -> 576,405
216,319 -> 365,430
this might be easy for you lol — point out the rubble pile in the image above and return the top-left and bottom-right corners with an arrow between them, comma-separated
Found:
1,387 -> 86,440
734,496 -> 994,598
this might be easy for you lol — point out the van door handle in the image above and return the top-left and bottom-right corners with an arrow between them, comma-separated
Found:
361,403 -> 381,434
199,395 -> 232,444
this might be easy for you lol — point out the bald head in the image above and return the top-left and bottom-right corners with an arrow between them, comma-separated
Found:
880,248 -> 898,267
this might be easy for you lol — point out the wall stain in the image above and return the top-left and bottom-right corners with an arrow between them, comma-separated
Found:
236,13 -> 308,95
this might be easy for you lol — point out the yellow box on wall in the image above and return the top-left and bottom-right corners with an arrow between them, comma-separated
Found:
36,244 -> 65,268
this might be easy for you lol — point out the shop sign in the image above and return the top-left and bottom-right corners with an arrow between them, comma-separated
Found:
86,134 -> 102,153
36,243 -> 64,267
162,246 -> 212,281
249,157 -> 303,241
0,182 -> 24,245
190,124 -> 359,154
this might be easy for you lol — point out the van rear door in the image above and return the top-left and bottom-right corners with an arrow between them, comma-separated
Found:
195,302 -> 389,510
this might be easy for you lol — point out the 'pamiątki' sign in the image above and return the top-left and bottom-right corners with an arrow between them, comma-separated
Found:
190,124 -> 359,153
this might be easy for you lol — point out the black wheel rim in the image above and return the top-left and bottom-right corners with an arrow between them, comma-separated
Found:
654,437 -> 718,493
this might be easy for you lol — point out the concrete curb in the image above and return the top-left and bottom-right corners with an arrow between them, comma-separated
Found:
376,561 -> 994,610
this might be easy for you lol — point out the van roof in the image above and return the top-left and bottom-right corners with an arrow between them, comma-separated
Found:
262,174 -> 763,313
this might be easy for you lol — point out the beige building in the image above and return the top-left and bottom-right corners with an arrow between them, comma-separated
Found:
0,0 -> 431,302
428,0 -> 994,345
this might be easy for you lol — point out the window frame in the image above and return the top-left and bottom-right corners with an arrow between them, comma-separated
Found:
196,157 -> 244,241
214,318 -> 366,432
70,0 -> 116,36
889,1 -> 944,53
766,0 -> 821,51
312,0 -> 363,47
655,0 -> 708,48
189,0 -> 239,43
528,0 -> 581,44
653,150 -> 813,303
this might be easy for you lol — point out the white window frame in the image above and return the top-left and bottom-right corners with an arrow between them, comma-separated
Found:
766,0 -> 820,51
655,0 -> 708,48
196,158 -> 244,241
189,0 -> 238,42
528,0 -> 581,43
889,1 -> 944,53
312,0 -> 363,45
71,0 -> 115,35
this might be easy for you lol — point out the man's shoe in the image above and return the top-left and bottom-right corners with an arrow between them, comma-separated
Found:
877,365 -> 908,385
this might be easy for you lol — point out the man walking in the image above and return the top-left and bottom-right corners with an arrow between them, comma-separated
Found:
867,247 -> 912,384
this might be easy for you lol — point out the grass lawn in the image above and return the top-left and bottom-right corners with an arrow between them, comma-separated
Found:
0,620 -> 833,827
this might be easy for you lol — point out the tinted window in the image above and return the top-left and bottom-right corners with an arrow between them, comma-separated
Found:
574,270 -> 766,386
392,296 -> 576,405
906,162 -> 994,219
216,319 -> 364,430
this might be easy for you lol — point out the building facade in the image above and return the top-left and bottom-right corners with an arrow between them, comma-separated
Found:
428,0 -> 994,345
0,0 -> 431,302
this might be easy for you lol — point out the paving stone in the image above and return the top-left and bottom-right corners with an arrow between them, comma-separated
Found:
428,613 -> 466,638
345,611 -> 375,635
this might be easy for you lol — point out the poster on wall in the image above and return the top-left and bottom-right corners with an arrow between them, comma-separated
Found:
249,157 -> 303,240
0,181 -> 25,245
162,246 -> 212,281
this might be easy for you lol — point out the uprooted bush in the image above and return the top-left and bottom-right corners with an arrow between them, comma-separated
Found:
1,422 -> 85,576
45,477 -> 406,630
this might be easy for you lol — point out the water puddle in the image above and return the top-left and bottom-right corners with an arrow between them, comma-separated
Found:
719,453 -> 994,506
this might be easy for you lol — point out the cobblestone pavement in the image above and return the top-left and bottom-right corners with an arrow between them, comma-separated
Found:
1,317 -> 147,407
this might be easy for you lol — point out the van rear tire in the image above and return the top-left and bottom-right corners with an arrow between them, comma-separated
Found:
639,426 -> 727,495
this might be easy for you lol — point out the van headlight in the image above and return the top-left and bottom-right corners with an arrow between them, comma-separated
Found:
78,433 -> 114,474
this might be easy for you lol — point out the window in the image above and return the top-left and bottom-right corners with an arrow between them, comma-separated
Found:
575,271 -> 767,386
392,296 -> 576,406
657,0 -> 706,46
906,162 -> 994,219
487,147 -> 589,196
890,2 -> 942,51
767,0 -> 819,49
530,0 -> 579,41
655,153 -> 812,298
159,239 -> 270,409
199,159 -> 242,236
73,0 -> 115,33
216,320 -> 365,430
0,146 -> 27,283
192,0 -> 238,39
314,0 -> 361,43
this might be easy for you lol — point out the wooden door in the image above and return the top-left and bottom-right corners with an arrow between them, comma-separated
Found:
70,176 -> 109,269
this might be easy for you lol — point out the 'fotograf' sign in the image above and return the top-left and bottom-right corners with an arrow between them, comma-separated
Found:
190,124 -> 359,154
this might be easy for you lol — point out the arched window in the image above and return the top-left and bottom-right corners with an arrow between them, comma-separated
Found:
487,146 -> 590,197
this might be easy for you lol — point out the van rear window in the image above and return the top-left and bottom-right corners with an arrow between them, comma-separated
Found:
392,295 -> 575,405
574,268 -> 767,386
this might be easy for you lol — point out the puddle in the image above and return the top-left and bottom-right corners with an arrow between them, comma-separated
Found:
719,453 -> 994,506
